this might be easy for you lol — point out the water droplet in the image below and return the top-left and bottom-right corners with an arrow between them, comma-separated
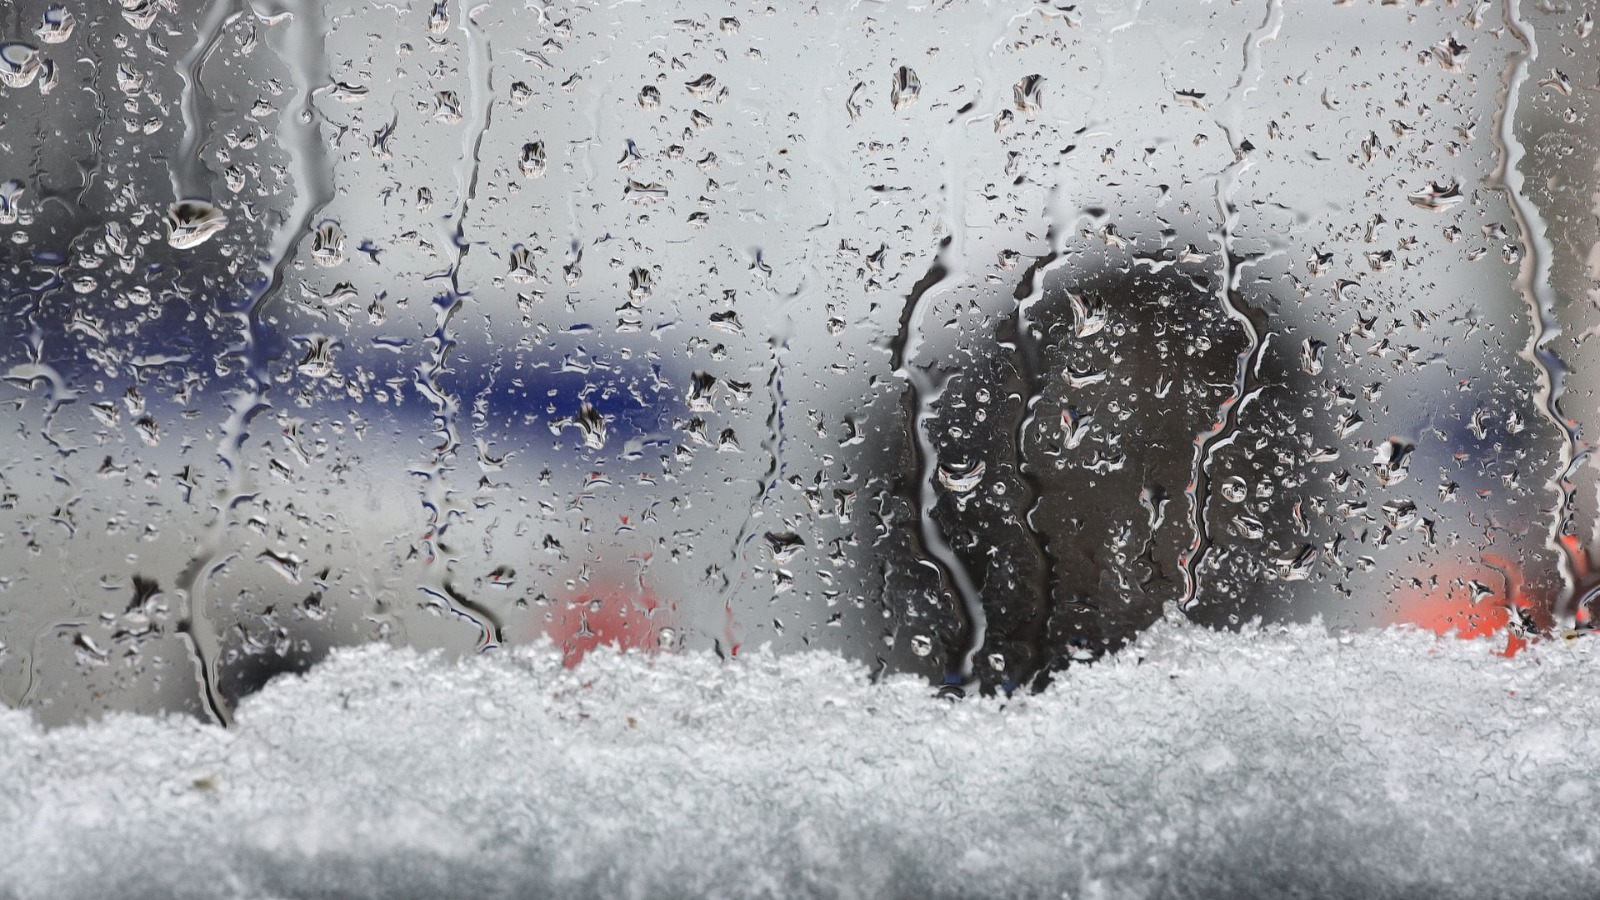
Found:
890,65 -> 920,110
427,0 -> 450,33
1430,35 -> 1468,73
119,0 -> 158,30
1300,338 -> 1326,376
165,200 -> 228,249
116,64 -> 143,95
1061,406 -> 1093,449
763,531 -> 805,563
508,244 -> 538,281
1407,180 -> 1463,212
1066,364 -> 1107,388
687,371 -> 718,411
1068,292 -> 1106,338
311,220 -> 344,266
0,43 -> 43,89
329,80 -> 368,103
0,180 -> 24,225
1272,545 -> 1317,581
685,73 -> 717,99
937,458 -> 985,494
575,402 -> 609,450
35,6 -> 75,44
1374,438 -> 1414,487
1539,69 -> 1573,97
296,336 -> 335,378
624,180 -> 669,203
1382,500 -> 1418,529
519,141 -> 546,178
910,634 -> 933,657
845,81 -> 866,121
1013,74 -> 1044,115
433,90 -> 463,123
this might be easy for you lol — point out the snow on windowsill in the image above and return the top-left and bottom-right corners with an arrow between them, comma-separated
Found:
3,617 -> 1598,900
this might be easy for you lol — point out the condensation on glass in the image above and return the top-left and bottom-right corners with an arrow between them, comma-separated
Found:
2,0 -> 1597,724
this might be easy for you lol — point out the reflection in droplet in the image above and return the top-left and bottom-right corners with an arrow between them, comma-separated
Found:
116,64 -> 144,95
1013,74 -> 1045,115
1382,500 -> 1418,529
1300,339 -> 1326,376
685,73 -> 718,99
1273,546 -> 1318,581
0,43 -> 43,89
576,403 -> 608,451
1061,406 -> 1093,449
120,0 -> 158,30
688,371 -> 718,412
297,337 -> 335,379
165,200 -> 228,249
763,532 -> 805,563
624,180 -> 669,203
508,244 -> 537,281
329,80 -> 368,103
520,141 -> 546,178
1233,516 -> 1265,540
1430,35 -> 1468,73
311,220 -> 344,266
35,6 -> 75,44
1407,180 -> 1463,212
0,180 -> 24,225
890,65 -> 920,110
1218,477 -> 1248,504
433,90 -> 463,123
1374,438 -> 1415,487
937,458 -> 986,494
1069,292 -> 1106,338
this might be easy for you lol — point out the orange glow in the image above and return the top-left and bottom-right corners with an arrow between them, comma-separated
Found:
1389,554 -> 1541,658
544,585 -> 669,668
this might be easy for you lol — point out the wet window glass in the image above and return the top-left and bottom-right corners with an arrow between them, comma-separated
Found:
3,0 -> 1597,727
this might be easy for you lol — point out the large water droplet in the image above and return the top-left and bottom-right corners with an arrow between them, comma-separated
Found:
0,43 -> 43,89
0,180 -> 24,225
35,6 -> 75,44
575,403 -> 609,451
311,220 -> 344,266
763,532 -> 805,563
520,141 -> 546,178
937,458 -> 986,494
1013,74 -> 1045,115
165,200 -> 228,249
890,65 -> 920,110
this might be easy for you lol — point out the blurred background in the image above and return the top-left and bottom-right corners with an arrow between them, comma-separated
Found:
2,0 -> 1598,724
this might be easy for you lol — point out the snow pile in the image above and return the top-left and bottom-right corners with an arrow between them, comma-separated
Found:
4,618 -> 1600,900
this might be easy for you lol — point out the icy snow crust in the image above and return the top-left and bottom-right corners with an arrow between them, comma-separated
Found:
4,620 -> 1600,900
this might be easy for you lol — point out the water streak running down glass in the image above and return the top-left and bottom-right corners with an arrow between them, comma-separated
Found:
2,0 -> 1598,724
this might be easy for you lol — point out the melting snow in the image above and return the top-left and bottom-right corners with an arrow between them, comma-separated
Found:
4,617 -> 1600,899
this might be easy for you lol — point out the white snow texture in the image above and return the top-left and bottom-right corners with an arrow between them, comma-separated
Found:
4,618 -> 1599,900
